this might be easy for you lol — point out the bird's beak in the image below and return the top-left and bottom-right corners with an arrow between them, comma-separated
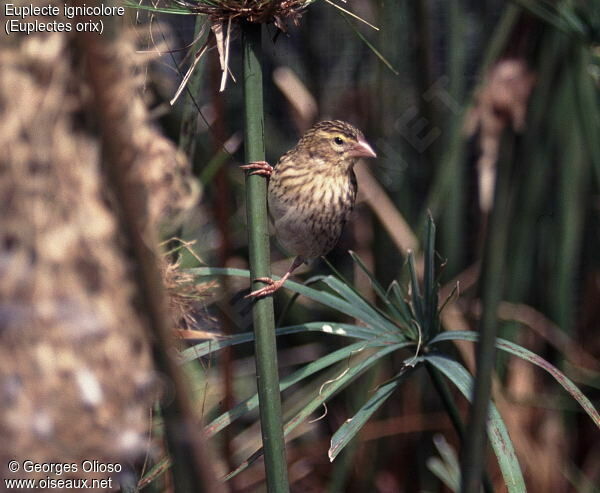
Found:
349,138 -> 377,158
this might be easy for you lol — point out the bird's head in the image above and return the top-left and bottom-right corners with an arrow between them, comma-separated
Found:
298,120 -> 377,169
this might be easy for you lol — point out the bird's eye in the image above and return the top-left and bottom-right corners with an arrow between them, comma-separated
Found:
333,136 -> 344,145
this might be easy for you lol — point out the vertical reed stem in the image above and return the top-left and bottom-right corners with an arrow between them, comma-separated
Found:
461,132 -> 514,493
242,21 -> 290,493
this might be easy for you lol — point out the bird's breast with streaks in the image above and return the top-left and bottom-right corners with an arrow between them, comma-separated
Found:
268,165 -> 357,259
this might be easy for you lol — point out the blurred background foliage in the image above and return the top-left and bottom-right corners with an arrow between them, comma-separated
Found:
133,0 -> 600,490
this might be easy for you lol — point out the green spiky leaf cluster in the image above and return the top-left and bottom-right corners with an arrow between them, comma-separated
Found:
169,216 -> 600,491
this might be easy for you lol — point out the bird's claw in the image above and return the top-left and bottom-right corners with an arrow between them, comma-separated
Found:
240,161 -> 273,177
245,277 -> 284,299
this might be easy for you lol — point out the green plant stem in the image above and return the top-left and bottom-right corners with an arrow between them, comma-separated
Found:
427,365 -> 493,493
428,364 -> 465,439
438,0 -> 466,277
410,0 -> 436,168
461,132 -> 514,493
242,21 -> 290,493
178,15 -> 206,158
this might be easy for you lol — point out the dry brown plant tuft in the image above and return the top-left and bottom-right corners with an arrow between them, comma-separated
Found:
177,0 -> 308,31
163,251 -> 220,340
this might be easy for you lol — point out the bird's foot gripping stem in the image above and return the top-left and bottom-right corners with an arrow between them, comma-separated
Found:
245,257 -> 303,299
245,277 -> 285,298
240,161 -> 273,177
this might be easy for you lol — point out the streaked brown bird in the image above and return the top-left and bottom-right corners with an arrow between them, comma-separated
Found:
241,120 -> 377,298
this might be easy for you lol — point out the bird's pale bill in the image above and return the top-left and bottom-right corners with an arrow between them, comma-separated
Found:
348,137 -> 377,158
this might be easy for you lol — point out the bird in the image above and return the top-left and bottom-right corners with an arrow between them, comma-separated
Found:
240,120 -> 376,298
